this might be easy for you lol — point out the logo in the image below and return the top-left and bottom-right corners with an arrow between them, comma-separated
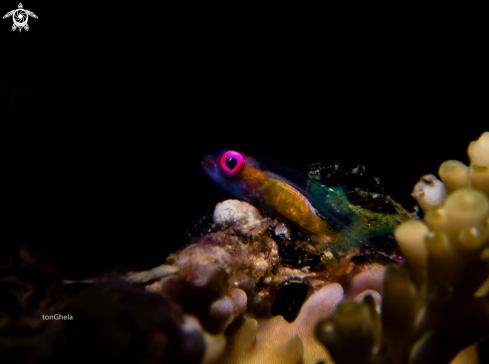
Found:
3,3 -> 37,32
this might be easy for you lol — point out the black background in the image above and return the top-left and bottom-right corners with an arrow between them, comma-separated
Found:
1,4 -> 486,279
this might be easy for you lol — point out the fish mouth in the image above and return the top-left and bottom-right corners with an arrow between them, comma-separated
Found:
200,155 -> 215,173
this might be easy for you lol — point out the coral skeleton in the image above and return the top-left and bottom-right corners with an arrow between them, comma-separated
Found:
143,197 -> 389,363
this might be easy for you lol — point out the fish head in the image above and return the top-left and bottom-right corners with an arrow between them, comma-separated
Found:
201,150 -> 257,201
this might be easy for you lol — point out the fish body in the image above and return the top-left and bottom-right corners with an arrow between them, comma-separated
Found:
201,150 -> 408,253
202,150 -> 333,239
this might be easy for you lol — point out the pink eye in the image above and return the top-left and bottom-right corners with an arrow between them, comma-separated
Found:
219,150 -> 245,174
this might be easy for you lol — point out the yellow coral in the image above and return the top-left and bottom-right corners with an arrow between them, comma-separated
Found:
439,160 -> 470,193
468,132 -> 489,166
221,284 -> 343,364
440,131 -> 489,198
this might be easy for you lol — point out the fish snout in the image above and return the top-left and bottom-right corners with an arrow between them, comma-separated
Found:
201,155 -> 217,173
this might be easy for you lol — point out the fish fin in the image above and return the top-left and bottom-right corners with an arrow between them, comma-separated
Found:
300,162 -> 411,253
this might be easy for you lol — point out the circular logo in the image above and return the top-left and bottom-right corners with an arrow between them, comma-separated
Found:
13,9 -> 28,27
